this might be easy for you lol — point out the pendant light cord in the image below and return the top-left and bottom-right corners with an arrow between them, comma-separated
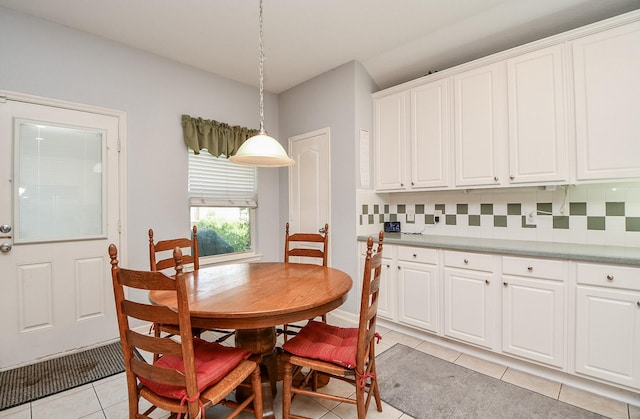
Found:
258,0 -> 266,135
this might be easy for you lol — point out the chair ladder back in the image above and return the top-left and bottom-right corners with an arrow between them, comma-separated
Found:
149,226 -> 199,272
284,222 -> 329,266
356,232 -> 384,370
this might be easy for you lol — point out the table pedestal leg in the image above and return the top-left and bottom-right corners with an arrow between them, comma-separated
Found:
235,327 -> 277,419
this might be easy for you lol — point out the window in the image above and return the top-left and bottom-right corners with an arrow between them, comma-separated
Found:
188,150 -> 257,261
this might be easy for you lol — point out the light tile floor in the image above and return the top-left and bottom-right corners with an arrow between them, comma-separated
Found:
1,318 -> 639,419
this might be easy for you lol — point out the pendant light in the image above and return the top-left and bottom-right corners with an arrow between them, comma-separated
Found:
229,0 -> 294,167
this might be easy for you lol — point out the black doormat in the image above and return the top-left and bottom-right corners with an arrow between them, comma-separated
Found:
0,341 -> 124,411
376,344 -> 605,419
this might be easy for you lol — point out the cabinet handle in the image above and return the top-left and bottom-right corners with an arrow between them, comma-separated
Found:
411,182 -> 414,186
503,282 -> 508,286
510,175 -> 514,180
397,266 -> 401,270
527,266 -> 533,271
413,253 -> 417,258
637,301 -> 640,307
606,275 -> 614,281
400,183 -> 404,187
385,264 -> 390,268
463,258 -> 469,264
485,279 -> 490,285
494,176 -> 499,182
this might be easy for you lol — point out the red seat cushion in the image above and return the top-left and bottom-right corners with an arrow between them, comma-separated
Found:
138,338 -> 251,400
282,320 -> 358,368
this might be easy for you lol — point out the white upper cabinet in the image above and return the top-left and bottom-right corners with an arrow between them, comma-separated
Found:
410,79 -> 451,189
374,91 -> 408,191
374,78 -> 450,191
453,62 -> 506,188
506,44 -> 568,184
572,20 -> 640,181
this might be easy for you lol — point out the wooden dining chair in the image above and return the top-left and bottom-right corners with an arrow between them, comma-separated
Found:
149,226 -> 234,344
280,222 -> 329,342
149,226 -> 199,272
109,244 -> 263,419
280,231 -> 384,419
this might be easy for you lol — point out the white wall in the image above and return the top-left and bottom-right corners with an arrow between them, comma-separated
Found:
0,7 -> 283,268
278,61 -> 376,313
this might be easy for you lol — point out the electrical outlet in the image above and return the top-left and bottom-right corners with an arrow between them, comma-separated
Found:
526,211 -> 537,226
406,211 -> 415,222
434,210 -> 442,223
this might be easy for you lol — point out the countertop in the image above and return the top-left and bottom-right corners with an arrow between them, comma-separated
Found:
357,233 -> 640,266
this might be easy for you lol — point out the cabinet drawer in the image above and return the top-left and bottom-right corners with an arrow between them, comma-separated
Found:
398,246 -> 437,264
444,250 -> 493,272
576,262 -> 640,291
502,256 -> 567,281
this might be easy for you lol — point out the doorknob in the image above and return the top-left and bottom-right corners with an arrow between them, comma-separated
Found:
0,225 -> 11,234
319,227 -> 326,234
0,243 -> 12,253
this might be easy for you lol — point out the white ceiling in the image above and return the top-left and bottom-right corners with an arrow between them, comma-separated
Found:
1,0 -> 638,93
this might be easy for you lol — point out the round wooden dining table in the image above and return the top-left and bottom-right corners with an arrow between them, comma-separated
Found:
149,261 -> 353,419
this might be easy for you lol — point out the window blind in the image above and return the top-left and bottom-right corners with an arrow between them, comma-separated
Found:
188,150 -> 257,208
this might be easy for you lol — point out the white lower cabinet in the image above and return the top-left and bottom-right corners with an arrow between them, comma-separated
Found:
443,250 -> 496,349
377,253 -> 396,320
501,256 -> 567,368
575,262 -> 640,389
397,246 -> 439,332
362,240 -> 640,393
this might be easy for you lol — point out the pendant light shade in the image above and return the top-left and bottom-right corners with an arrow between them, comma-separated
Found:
230,131 -> 294,167
229,0 -> 294,168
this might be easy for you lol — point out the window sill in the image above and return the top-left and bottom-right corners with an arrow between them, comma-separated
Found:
200,252 -> 264,267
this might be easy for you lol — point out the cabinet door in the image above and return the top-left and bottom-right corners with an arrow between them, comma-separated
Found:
377,257 -> 396,320
410,79 -> 450,188
502,277 -> 565,367
573,21 -> 640,180
575,286 -> 640,389
398,261 -> 439,333
374,91 -> 408,190
444,268 -> 496,349
453,62 -> 506,187
507,45 -> 567,184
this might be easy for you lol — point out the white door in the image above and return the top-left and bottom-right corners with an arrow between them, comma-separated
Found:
288,128 -> 331,264
0,96 -> 122,369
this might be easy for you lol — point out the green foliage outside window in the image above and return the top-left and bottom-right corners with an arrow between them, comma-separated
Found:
195,219 -> 251,253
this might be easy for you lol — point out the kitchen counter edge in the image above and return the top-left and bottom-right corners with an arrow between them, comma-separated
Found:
357,233 -> 640,266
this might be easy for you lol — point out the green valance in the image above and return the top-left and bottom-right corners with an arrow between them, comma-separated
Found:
181,114 -> 259,157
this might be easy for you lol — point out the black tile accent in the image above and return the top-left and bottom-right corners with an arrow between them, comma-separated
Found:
425,214 -> 435,224
362,204 -> 368,215
390,213 -> 398,222
368,214 -> 374,224
553,216 -> 569,229
481,203 -> 493,215
435,204 -> 446,213
469,214 -> 480,226
507,203 -> 521,215
416,204 -> 425,214
570,202 -> 587,216
446,214 -> 456,225
384,204 -> 389,214
398,204 -> 406,214
537,202 -> 552,214
379,214 -> 384,223
457,204 -> 468,215
587,216 -> 605,231
626,217 -> 640,232
494,215 -> 507,227
374,204 -> 379,214
606,202 -> 625,216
